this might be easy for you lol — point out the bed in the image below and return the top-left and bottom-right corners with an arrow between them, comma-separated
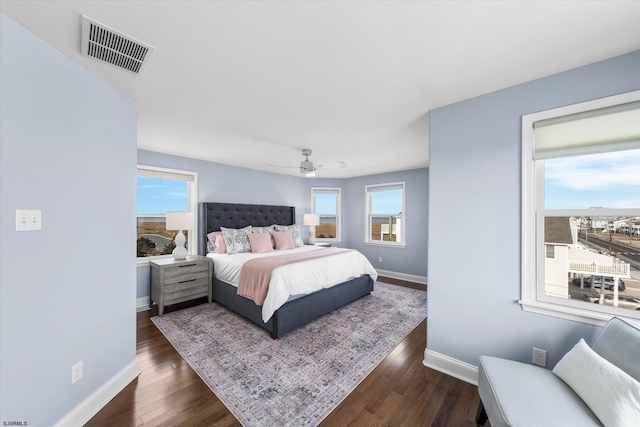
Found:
197,202 -> 376,338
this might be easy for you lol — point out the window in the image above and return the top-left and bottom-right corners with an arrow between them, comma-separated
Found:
137,166 -> 197,259
365,182 -> 405,247
311,187 -> 341,242
521,91 -> 640,325
545,245 -> 555,259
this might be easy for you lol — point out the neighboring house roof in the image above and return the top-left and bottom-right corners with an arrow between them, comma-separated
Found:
545,217 -> 573,245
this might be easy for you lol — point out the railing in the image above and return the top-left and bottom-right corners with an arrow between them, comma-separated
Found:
568,259 -> 630,278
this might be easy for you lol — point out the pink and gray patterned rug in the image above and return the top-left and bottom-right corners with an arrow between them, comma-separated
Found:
151,282 -> 427,426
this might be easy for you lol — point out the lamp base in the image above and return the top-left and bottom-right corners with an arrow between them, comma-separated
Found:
173,230 -> 188,260
307,225 -> 316,245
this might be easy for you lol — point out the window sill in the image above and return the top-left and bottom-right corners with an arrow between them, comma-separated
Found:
518,299 -> 639,327
136,254 -> 195,267
364,242 -> 406,249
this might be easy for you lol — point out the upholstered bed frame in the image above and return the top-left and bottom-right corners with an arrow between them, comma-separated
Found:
197,202 -> 374,338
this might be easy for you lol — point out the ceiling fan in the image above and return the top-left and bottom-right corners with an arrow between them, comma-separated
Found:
266,149 -> 346,177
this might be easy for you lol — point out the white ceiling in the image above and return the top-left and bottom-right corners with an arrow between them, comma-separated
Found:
2,1 -> 639,178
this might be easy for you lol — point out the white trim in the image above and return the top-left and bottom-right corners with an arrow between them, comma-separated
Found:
519,299 -> 610,327
365,242 -> 406,249
364,181 -> 406,246
136,254 -> 173,266
54,358 -> 140,427
137,296 -> 150,311
311,187 -> 342,242
376,269 -> 427,285
423,349 -> 478,386
521,90 -> 640,325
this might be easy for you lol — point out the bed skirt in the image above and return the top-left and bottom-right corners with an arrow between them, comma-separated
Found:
212,274 -> 375,338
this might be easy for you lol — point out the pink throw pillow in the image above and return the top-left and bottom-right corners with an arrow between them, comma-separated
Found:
272,230 -> 295,251
213,233 -> 227,254
248,232 -> 274,253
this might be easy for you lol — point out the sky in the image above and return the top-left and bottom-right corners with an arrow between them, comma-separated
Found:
315,189 -> 402,215
137,177 -> 187,214
544,149 -> 640,209
371,189 -> 403,214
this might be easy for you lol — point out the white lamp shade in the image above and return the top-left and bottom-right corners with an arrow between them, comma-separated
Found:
166,211 -> 194,230
304,213 -> 320,226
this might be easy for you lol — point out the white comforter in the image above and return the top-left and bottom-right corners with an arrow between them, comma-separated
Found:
207,246 -> 378,322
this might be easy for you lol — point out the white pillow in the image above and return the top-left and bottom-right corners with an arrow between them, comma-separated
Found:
552,338 -> 640,427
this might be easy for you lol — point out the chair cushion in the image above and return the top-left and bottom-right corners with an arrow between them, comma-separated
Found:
478,355 -> 602,427
591,317 -> 640,382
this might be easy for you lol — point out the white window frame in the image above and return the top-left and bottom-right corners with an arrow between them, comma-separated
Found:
136,165 -> 198,264
520,91 -> 640,326
311,187 -> 342,243
365,182 -> 406,248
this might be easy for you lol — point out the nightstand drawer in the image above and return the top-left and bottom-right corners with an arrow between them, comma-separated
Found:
163,262 -> 209,278
165,279 -> 209,302
165,276 -> 209,294
164,268 -> 209,285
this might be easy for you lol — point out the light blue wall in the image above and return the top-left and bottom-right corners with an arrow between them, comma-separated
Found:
343,169 -> 429,278
1,14 -> 137,426
428,51 -> 640,368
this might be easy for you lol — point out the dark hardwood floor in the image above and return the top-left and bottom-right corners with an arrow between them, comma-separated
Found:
86,278 -> 480,426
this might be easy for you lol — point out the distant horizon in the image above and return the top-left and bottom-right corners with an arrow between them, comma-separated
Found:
545,149 -> 640,210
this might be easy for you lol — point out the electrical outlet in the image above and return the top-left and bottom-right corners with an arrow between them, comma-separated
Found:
72,360 -> 83,384
378,257 -> 383,263
532,348 -> 546,367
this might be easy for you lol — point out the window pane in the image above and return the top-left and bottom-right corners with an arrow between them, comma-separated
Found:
317,215 -> 336,239
371,189 -> 403,214
314,193 -> 337,215
137,176 -> 189,257
544,149 -> 640,210
370,216 -> 401,242
544,215 -> 639,312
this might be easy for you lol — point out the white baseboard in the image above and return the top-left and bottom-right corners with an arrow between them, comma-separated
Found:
423,349 -> 478,386
376,269 -> 427,285
137,296 -> 150,311
54,358 -> 140,427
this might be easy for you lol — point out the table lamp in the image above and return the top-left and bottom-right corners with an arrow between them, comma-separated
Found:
304,213 -> 320,245
166,211 -> 194,260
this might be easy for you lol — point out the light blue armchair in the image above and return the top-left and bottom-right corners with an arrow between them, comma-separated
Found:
476,317 -> 640,426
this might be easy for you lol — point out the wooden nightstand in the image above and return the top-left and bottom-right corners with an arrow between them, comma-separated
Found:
150,255 -> 213,316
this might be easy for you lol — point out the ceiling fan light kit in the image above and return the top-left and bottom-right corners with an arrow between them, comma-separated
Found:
300,149 -> 316,176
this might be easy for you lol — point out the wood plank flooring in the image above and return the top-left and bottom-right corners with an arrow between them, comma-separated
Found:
86,278 -> 481,426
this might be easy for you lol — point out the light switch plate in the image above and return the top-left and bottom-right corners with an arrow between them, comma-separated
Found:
15,210 -> 42,231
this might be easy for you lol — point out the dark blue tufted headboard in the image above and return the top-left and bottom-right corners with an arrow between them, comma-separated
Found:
197,202 -> 296,255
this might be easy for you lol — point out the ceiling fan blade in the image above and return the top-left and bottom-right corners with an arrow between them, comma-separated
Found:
316,161 -> 346,169
263,163 -> 298,169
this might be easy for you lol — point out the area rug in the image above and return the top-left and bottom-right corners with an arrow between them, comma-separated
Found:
151,282 -> 427,427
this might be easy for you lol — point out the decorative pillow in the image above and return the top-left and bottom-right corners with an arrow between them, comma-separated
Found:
252,225 -> 274,234
220,226 -> 252,254
206,232 -> 216,252
272,230 -> 295,251
274,224 -> 304,247
247,232 -> 274,253
206,231 -> 227,254
251,225 -> 275,248
553,338 -> 640,427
